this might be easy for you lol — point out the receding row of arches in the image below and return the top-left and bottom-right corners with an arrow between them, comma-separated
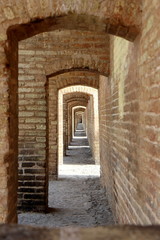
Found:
6,14 -> 136,221
1,0 -> 159,227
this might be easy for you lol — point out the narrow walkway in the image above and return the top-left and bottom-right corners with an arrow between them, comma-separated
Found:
18,124 -> 114,227
64,123 -> 94,165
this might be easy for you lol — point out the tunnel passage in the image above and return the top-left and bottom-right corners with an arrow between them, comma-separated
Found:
19,118 -> 114,227
63,122 -> 95,166
62,92 -> 90,156
1,0 -> 160,230
61,91 -> 97,167
18,78 -> 114,227
17,30 -> 105,212
58,85 -> 100,168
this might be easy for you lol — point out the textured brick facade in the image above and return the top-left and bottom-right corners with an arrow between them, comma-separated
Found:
48,71 -> 99,175
86,96 -> 95,159
99,1 -> 160,224
58,85 -> 99,165
63,93 -> 89,151
0,0 -> 159,229
18,30 -> 107,211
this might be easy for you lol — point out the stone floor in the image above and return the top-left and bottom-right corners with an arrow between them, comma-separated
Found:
64,137 -> 94,165
18,124 -> 114,227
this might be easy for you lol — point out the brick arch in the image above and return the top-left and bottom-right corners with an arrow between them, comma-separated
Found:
72,106 -> 86,138
74,107 -> 86,118
48,84 -> 97,180
25,27 -> 110,76
74,108 -> 86,132
65,98 -> 89,104
17,31 -> 107,212
3,6 -> 142,221
48,73 -> 101,167
63,99 -> 89,152
58,85 -> 99,166
67,102 -> 88,111
46,61 -> 108,77
73,107 -> 86,134
74,109 -> 85,129
74,108 -> 86,116
0,0 -> 142,223
48,68 -> 106,81
74,108 -> 85,114
48,70 -> 100,98
74,110 -> 85,120
64,92 -> 91,101
18,35 -> 104,185
66,102 -> 88,111
5,1 -> 141,42
60,85 -> 98,95
73,106 -> 86,112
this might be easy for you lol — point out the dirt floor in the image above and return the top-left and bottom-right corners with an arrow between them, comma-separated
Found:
18,124 -> 114,227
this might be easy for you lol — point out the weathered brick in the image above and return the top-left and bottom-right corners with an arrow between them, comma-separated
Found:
0,0 -> 158,227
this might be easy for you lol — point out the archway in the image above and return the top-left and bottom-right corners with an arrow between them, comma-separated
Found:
0,0 -> 141,223
72,106 -> 86,138
58,85 -> 100,166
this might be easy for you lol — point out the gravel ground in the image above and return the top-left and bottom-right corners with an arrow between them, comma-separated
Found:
18,124 -> 114,227
18,177 -> 114,227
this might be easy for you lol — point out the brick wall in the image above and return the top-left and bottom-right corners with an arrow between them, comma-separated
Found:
18,30 -> 107,211
0,0 -> 158,226
67,96 -> 89,146
48,72 -> 99,173
86,93 -> 100,164
86,96 -> 94,155
99,1 -> 160,224
58,85 -> 99,165
64,95 -> 97,163
0,0 -> 141,223
18,72 -> 48,211
63,96 -> 88,151
73,107 -> 86,136
74,109 -> 85,131
82,109 -> 87,133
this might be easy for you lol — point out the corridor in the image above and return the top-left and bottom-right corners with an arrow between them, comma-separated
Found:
64,123 -> 94,165
18,124 -> 114,227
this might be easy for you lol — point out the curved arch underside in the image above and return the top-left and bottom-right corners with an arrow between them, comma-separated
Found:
52,70 -> 100,89
64,92 -> 91,100
60,85 -> 98,95
5,0 -> 141,42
